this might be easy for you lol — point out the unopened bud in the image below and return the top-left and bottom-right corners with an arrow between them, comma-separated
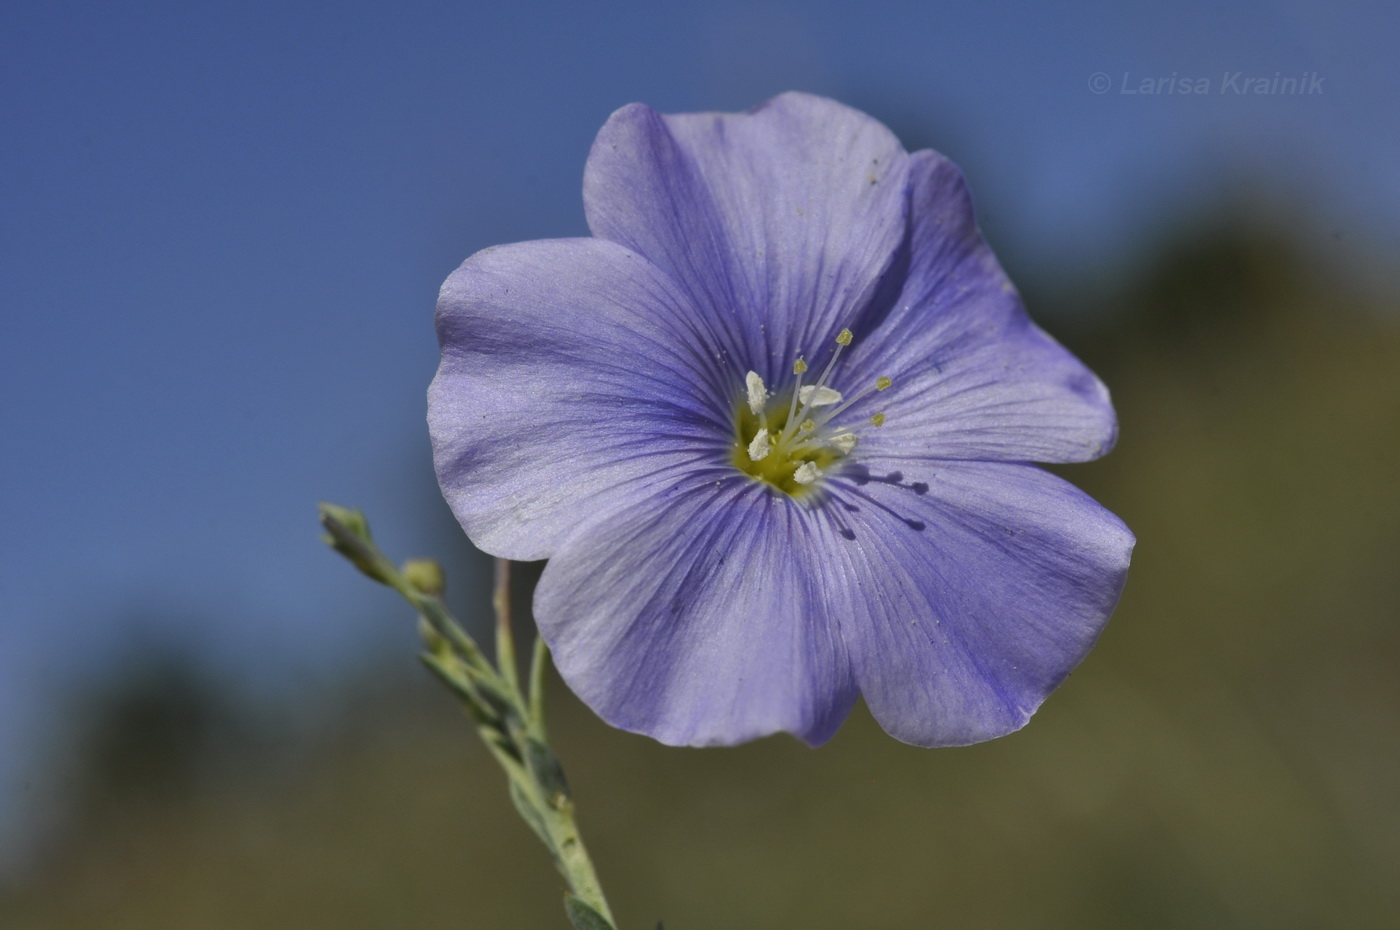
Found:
319,502 -> 392,585
403,559 -> 445,597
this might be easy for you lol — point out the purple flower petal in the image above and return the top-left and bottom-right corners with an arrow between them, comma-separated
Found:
433,94 -> 1135,749
844,151 -> 1118,464
583,92 -> 910,380
825,459 -> 1134,746
430,237 -> 737,561
535,477 -> 857,747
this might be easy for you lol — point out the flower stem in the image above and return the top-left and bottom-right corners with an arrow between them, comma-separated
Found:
492,557 -> 616,927
494,557 -> 523,700
318,504 -> 618,930
529,631 -> 551,740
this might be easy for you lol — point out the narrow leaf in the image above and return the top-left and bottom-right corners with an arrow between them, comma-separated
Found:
524,736 -> 570,807
460,662 -> 524,729
564,894 -> 616,930
508,780 -> 554,853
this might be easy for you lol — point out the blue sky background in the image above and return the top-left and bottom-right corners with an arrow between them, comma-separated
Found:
3,0 -> 1397,864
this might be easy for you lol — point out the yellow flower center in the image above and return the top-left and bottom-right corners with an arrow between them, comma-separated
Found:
729,329 -> 891,499
732,392 -> 845,497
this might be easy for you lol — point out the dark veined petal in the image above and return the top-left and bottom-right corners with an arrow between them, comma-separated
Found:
822,459 -> 1133,747
583,92 -> 910,381
534,476 -> 858,747
843,150 -> 1118,464
431,94 -> 1135,752
429,237 -> 738,562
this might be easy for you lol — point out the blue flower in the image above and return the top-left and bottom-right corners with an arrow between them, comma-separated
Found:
430,93 -> 1134,748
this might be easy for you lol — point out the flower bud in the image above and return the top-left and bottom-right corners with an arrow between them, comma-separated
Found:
318,502 -> 393,585
402,558 -> 445,597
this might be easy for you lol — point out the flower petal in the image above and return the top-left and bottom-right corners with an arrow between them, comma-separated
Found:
535,478 -> 858,747
846,150 -> 1118,464
430,237 -> 738,561
825,459 -> 1133,747
583,92 -> 910,380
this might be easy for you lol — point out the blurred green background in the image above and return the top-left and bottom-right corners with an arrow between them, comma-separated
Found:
4,1 -> 1399,928
5,209 -> 1398,929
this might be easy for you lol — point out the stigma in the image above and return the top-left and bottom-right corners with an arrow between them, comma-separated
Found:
731,328 -> 891,498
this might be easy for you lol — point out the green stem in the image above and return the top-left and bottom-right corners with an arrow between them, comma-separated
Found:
319,505 -> 617,929
491,560 -> 615,926
494,558 -> 523,701
529,634 -> 550,739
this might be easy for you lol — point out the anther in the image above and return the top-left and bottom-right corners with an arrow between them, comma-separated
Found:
747,428 -> 771,461
798,385 -> 842,407
734,325 -> 893,496
783,330 -> 853,444
745,371 -> 767,416
813,375 -> 895,428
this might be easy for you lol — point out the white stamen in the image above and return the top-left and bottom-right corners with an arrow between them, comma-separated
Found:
784,359 -> 807,435
788,427 -> 859,456
798,385 -> 843,407
815,329 -> 852,389
735,327 -> 893,495
813,376 -> 894,430
747,428 -> 771,461
830,432 -> 858,454
745,371 -> 767,416
793,462 -> 822,485
780,330 -> 852,445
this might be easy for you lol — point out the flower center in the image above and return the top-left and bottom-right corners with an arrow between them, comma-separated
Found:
731,328 -> 891,498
